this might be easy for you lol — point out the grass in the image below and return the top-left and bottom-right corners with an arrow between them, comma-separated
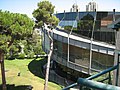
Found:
0,58 -> 61,90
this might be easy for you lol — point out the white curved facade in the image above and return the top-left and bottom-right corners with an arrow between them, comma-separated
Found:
42,25 -> 115,74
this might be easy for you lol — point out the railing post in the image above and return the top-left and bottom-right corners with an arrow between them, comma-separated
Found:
108,71 -> 112,84
116,52 -> 120,86
89,9 -> 97,74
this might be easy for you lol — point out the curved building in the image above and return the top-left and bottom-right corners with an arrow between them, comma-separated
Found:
42,11 -> 120,80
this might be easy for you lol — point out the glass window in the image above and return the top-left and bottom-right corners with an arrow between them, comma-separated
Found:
69,45 -> 90,67
92,51 -> 114,71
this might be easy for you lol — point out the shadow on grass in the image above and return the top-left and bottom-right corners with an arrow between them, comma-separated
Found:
28,57 -> 47,79
0,84 -> 33,90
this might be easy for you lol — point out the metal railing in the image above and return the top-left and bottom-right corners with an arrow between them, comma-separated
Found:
63,64 -> 119,90
62,52 -> 120,90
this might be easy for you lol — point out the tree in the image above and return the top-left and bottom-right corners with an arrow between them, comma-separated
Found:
77,14 -> 94,31
32,1 -> 59,28
32,30 -> 43,55
0,10 -> 34,90
32,1 -> 59,90
7,41 -> 19,59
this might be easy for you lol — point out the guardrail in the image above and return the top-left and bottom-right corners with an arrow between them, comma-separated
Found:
63,65 -> 119,90
63,52 -> 120,90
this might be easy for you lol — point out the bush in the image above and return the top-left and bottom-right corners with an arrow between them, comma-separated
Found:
27,52 -> 35,59
33,44 -> 42,55
64,26 -> 77,31
6,53 -> 17,60
5,53 -> 10,59
64,26 -> 72,31
17,53 -> 25,59
40,51 -> 46,55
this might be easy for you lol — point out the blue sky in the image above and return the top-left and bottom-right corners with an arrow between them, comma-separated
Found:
0,0 -> 120,18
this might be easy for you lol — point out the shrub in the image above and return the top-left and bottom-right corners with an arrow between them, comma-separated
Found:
40,51 -> 46,55
64,26 -> 72,31
27,52 -> 35,59
33,44 -> 42,55
64,26 -> 77,31
6,54 -> 17,60
17,53 -> 25,59
5,53 -> 10,59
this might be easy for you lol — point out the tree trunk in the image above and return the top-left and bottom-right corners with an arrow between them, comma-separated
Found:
44,30 -> 53,90
0,51 -> 7,90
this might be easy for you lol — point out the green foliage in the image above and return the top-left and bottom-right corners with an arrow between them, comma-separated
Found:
0,10 -> 34,53
9,42 -> 19,54
31,30 -> 43,55
24,29 -> 45,56
64,26 -> 72,31
40,51 -> 46,55
33,43 -> 42,55
9,44 -> 19,53
27,52 -> 35,59
77,14 -> 94,30
6,53 -> 17,60
0,34 -> 11,53
17,53 -> 25,59
32,30 -> 41,43
32,1 -> 59,27
64,26 -> 77,31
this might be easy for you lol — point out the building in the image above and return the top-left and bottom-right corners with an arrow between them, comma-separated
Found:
86,1 -> 97,12
56,11 -> 120,28
56,11 -> 120,44
71,3 -> 79,12
42,10 -> 120,81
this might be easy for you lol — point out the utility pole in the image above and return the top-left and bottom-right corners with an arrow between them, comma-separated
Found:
44,28 -> 53,90
0,51 -> 7,90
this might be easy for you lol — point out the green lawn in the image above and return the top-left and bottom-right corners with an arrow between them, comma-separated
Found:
0,58 -> 61,90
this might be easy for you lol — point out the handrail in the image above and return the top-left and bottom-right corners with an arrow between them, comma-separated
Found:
62,83 -> 78,90
62,64 -> 118,90
77,78 -> 120,90
87,64 -> 118,80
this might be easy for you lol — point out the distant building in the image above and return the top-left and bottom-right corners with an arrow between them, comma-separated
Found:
86,1 -> 97,11
71,3 -> 79,12
101,15 -> 120,27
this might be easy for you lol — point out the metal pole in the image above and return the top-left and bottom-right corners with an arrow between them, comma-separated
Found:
67,9 -> 79,63
62,83 -> 78,90
108,71 -> 112,84
67,35 -> 70,62
113,9 -> 115,22
89,9 -> 97,74
116,52 -> 120,86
